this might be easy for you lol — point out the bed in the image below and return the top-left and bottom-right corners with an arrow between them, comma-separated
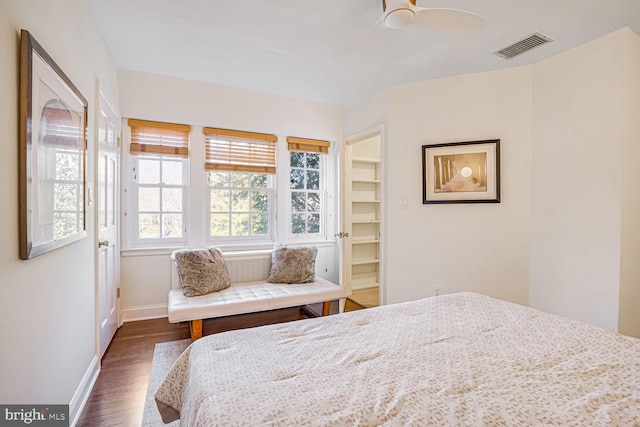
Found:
155,292 -> 640,426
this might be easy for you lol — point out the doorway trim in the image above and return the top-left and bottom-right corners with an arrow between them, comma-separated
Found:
342,124 -> 386,306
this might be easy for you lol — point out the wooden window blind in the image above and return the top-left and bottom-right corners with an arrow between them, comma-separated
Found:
287,136 -> 331,154
128,119 -> 191,158
204,127 -> 277,174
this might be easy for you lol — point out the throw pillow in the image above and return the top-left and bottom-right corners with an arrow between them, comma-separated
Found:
267,246 -> 318,284
174,247 -> 231,297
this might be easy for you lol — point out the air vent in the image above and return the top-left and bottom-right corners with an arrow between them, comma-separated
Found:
493,32 -> 554,60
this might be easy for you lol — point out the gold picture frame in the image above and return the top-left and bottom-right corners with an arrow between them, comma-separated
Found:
19,30 -> 88,259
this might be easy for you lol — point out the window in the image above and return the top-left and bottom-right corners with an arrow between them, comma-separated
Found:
286,137 -> 331,237
290,151 -> 322,234
208,172 -> 272,240
124,121 -> 337,250
204,127 -> 277,242
128,119 -> 190,245
134,155 -> 187,240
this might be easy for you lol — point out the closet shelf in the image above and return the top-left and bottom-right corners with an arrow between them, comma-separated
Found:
352,258 -> 381,265
353,282 -> 380,289
351,270 -> 380,290
351,239 -> 380,245
352,156 -> 381,164
352,179 -> 380,184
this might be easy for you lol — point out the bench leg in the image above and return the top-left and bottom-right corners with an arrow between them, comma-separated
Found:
338,298 -> 346,314
190,319 -> 203,342
322,301 -> 331,316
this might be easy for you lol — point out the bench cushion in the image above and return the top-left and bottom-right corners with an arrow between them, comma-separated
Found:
168,277 -> 348,323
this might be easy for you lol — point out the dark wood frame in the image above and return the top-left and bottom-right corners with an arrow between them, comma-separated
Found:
422,139 -> 500,204
19,30 -> 88,259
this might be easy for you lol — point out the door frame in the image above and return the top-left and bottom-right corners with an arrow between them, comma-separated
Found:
340,124 -> 386,306
94,81 -> 121,359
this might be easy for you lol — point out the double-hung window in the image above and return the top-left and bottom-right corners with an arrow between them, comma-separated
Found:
128,119 -> 190,245
286,137 -> 330,238
204,128 -> 277,243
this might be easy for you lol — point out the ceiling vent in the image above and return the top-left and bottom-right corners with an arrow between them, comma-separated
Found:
493,32 -> 554,60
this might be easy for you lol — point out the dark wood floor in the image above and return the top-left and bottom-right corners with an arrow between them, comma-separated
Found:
76,318 -> 190,426
76,303 -> 350,426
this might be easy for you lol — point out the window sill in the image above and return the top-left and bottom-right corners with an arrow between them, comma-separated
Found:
120,239 -> 337,257
283,239 -> 337,247
121,247 -> 183,257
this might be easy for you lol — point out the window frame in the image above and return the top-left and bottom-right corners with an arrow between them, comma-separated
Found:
286,150 -> 328,241
128,153 -> 189,248
205,171 -> 276,244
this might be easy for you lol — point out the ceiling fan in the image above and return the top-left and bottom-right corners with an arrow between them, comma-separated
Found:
382,0 -> 484,30
335,0 -> 485,54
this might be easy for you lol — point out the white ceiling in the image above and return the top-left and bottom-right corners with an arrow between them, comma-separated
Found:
88,0 -> 640,106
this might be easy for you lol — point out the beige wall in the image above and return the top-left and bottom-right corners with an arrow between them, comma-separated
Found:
530,28 -> 640,334
343,88 -> 389,138
0,0 -> 119,423
618,29 -> 640,337
118,69 -> 345,138
383,66 -> 533,306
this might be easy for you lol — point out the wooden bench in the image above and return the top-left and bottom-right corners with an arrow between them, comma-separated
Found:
168,251 -> 348,341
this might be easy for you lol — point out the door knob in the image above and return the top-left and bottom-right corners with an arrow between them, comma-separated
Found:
335,232 -> 349,238
98,240 -> 110,248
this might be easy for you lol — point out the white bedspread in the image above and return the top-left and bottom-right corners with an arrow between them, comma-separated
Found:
155,292 -> 640,426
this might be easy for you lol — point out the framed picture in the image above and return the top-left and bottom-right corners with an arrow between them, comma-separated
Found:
422,139 -> 500,204
19,30 -> 88,259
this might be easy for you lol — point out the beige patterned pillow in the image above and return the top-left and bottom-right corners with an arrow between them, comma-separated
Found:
267,246 -> 318,284
174,247 -> 231,297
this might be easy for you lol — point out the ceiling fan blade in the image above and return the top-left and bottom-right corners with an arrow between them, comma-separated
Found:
332,14 -> 385,56
415,8 -> 485,32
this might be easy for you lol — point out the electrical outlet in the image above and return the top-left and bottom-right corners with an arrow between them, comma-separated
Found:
433,286 -> 441,296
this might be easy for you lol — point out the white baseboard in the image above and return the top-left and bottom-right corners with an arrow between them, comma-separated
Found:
69,355 -> 100,427
121,304 -> 168,322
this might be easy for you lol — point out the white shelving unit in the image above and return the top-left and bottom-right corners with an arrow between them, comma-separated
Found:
350,155 -> 381,291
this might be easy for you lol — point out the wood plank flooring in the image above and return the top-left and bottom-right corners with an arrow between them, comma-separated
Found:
77,318 -> 189,426
77,303 -> 348,426
349,286 -> 380,308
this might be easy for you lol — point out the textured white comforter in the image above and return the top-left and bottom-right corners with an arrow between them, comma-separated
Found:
155,292 -> 640,426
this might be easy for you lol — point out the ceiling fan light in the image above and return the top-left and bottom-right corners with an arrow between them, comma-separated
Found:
385,8 -> 415,29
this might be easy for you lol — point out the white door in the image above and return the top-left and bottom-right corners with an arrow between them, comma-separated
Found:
339,128 -> 383,308
97,86 -> 120,358
338,139 -> 354,300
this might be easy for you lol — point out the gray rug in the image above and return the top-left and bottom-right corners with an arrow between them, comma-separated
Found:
141,339 -> 191,426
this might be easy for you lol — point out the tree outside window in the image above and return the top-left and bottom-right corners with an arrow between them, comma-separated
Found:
208,172 -> 271,238
290,151 -> 321,235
